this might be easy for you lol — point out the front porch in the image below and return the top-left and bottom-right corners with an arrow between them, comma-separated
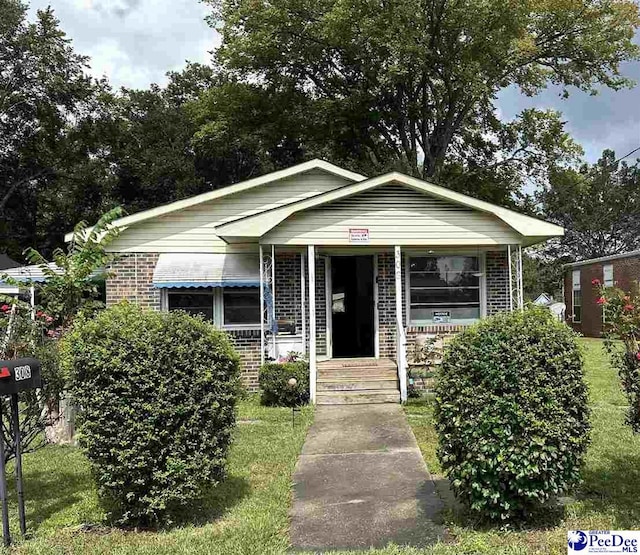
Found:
259,244 -> 525,404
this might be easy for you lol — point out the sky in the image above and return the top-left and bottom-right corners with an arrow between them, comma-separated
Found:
28,0 -> 640,164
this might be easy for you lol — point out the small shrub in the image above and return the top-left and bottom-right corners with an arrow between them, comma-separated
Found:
62,302 -> 240,526
259,357 -> 309,406
435,307 -> 590,521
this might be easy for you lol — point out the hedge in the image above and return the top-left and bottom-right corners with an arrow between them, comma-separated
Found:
62,302 -> 240,526
435,307 -> 591,520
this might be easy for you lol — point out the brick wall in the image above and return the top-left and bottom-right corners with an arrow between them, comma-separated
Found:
377,252 -> 402,359
274,252 -> 302,334
564,255 -> 640,337
486,250 -> 510,315
106,253 -> 160,309
228,329 -> 262,390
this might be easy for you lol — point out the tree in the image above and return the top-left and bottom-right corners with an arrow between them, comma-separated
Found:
539,150 -> 640,261
0,0 -> 96,260
1,207 -> 123,446
208,0 -> 639,185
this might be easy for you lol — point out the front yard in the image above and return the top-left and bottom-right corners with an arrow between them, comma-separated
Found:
9,398 -> 313,554
403,338 -> 640,554
3,338 -> 638,554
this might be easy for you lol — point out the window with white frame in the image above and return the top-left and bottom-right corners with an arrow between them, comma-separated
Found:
572,270 -> 582,323
603,264 -> 614,287
408,255 -> 481,324
167,287 -> 260,328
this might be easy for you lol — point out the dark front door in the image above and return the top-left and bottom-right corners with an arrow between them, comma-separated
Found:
331,256 -> 375,358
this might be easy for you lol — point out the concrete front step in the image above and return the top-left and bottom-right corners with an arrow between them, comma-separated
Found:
317,379 -> 399,392
316,390 -> 401,405
318,370 -> 398,380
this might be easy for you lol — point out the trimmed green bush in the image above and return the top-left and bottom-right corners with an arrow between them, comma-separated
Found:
259,359 -> 309,406
62,302 -> 240,526
435,307 -> 590,521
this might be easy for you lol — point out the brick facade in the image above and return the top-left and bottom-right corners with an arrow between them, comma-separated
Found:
106,248 -> 515,392
106,253 -> 160,309
564,254 -> 640,337
485,250 -> 510,316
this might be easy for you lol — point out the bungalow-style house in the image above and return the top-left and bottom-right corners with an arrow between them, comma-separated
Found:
564,250 -> 640,337
60,160 -> 562,404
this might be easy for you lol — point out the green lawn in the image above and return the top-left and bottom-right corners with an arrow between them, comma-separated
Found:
401,337 -> 640,555
7,397 -> 313,554
3,338 -> 637,554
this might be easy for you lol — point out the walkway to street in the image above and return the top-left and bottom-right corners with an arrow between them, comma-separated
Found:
290,404 -> 444,551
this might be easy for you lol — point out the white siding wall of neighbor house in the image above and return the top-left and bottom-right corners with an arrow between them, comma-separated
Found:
262,184 -> 521,246
106,170 -> 353,253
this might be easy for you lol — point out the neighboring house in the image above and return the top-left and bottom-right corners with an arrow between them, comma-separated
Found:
64,160 -> 562,403
0,262 -> 61,305
0,254 -> 20,270
564,250 -> 640,337
0,254 -> 22,297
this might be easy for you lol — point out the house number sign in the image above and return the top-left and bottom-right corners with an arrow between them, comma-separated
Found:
0,357 -> 42,546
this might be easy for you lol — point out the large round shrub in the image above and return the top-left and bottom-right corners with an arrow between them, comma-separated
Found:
435,307 -> 590,521
62,302 -> 240,526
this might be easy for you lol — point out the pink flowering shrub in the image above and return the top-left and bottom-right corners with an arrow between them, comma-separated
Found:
595,281 -> 640,432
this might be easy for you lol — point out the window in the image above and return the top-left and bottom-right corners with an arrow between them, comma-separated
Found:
168,287 -> 260,328
603,264 -> 614,287
408,255 -> 481,324
572,270 -> 582,323
223,288 -> 260,325
168,290 -> 214,321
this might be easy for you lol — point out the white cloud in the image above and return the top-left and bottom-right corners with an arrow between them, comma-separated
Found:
28,0 -> 220,89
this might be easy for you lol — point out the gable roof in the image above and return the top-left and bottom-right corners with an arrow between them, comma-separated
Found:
214,171 -> 564,245
64,159 -> 367,242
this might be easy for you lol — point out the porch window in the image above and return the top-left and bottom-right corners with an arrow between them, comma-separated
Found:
408,255 -> 480,324
167,287 -> 260,328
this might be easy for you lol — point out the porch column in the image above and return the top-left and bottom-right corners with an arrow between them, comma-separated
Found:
507,244 -> 524,311
300,252 -> 306,357
308,245 -> 317,403
259,244 -> 265,366
395,246 -> 407,402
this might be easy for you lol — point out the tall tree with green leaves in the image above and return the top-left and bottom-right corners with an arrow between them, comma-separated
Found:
539,150 -> 640,261
0,0 -> 97,259
208,0 -> 639,192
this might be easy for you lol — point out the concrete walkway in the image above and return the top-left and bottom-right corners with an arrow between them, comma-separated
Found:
290,404 -> 444,551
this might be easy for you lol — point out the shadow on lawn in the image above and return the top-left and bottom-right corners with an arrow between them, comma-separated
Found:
21,467 -> 251,533
21,467 -> 93,531
578,452 -> 640,528
431,474 -> 566,532
173,474 -> 251,527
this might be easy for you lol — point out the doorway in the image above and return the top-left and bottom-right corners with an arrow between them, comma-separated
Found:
330,256 -> 375,358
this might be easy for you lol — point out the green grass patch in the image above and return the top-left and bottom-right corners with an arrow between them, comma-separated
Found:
400,337 -> 640,554
7,395 -> 313,554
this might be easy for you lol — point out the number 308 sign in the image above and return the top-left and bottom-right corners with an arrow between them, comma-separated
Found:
0,358 -> 41,395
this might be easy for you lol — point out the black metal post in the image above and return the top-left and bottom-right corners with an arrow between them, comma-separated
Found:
0,405 -> 11,547
11,394 -> 25,536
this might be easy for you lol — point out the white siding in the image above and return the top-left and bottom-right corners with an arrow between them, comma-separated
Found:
107,170 -> 351,253
262,184 -> 521,246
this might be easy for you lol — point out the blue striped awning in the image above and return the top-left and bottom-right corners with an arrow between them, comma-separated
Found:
152,253 -> 260,289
